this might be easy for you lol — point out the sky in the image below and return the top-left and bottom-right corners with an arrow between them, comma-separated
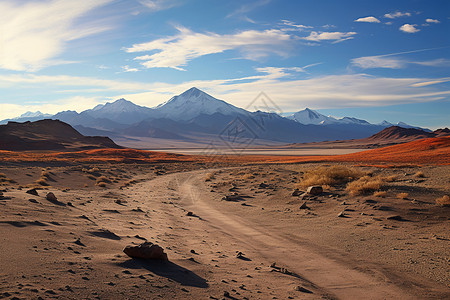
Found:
0,0 -> 449,129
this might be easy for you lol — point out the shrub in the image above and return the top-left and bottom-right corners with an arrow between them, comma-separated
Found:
241,173 -> 255,180
373,191 -> 387,197
436,195 -> 450,207
299,165 -> 364,188
96,176 -> 111,184
397,192 -> 409,200
414,171 -> 425,178
384,175 -> 397,182
204,172 -> 215,182
97,182 -> 107,187
36,178 -> 49,186
345,175 -> 384,196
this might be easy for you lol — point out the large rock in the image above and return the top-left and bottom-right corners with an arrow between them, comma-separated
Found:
306,186 -> 323,195
26,188 -> 39,196
123,242 -> 168,261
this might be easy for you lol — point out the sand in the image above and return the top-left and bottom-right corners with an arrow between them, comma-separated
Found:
0,161 -> 449,299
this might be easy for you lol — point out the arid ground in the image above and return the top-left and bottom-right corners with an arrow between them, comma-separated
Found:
0,141 -> 449,299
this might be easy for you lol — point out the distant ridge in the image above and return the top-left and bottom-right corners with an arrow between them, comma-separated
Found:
367,126 -> 433,141
0,119 -> 121,151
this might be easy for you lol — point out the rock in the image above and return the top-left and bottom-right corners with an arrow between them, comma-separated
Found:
46,192 -> 57,202
123,242 -> 168,261
299,201 -> 308,209
292,189 -> 302,196
387,215 -> 403,221
294,286 -> 313,293
186,211 -> 194,216
258,183 -> 269,189
337,211 -> 347,218
222,194 -> 241,201
306,186 -> 322,195
26,188 -> 39,196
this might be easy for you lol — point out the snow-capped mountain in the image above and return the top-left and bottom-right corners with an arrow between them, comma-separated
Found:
17,111 -> 52,118
287,108 -> 336,125
153,87 -> 248,121
84,98 -> 155,124
288,108 -> 370,125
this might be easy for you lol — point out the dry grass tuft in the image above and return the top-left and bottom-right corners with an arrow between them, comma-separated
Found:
96,176 -> 111,185
373,191 -> 387,197
35,178 -> 49,186
384,175 -> 397,182
299,165 -> 364,188
397,192 -> 409,200
435,195 -> 450,207
414,171 -> 425,178
345,175 -> 384,196
241,173 -> 255,180
204,172 -> 215,182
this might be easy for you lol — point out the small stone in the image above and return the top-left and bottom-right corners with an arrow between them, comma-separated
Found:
387,215 -> 403,221
337,211 -> 347,218
186,211 -> 194,216
26,188 -> 39,196
46,192 -> 57,201
294,286 -> 313,293
306,186 -> 323,195
299,201 -> 308,209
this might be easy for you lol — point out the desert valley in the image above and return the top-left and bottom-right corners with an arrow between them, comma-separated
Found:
1,1 -> 449,299
0,87 -> 449,300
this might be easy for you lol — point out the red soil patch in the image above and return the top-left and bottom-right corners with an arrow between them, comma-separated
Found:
1,137 -> 448,166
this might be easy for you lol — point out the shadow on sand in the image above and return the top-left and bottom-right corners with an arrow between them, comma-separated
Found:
117,259 -> 209,288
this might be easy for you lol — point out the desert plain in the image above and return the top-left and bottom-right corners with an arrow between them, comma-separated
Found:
0,140 -> 449,300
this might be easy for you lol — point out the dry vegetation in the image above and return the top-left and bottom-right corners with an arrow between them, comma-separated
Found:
397,192 -> 409,200
298,165 -> 364,188
435,195 -> 450,207
345,175 -> 385,196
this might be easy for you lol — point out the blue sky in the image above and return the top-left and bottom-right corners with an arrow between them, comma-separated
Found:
0,0 -> 449,128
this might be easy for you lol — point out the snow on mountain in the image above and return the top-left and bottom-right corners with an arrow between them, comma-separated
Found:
153,87 -> 248,121
84,98 -> 155,124
17,111 -> 51,118
287,108 -> 337,125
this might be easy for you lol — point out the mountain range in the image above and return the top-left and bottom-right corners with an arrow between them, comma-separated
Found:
0,87 -> 431,148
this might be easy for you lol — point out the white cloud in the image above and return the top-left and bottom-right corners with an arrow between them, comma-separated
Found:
125,26 -> 292,70
122,65 -> 140,72
351,56 -> 405,69
303,31 -> 356,42
280,20 -> 313,31
355,16 -> 380,23
384,11 -> 411,19
0,0 -> 113,71
1,70 -> 449,119
138,0 -> 180,12
426,18 -> 440,23
400,24 -> 420,33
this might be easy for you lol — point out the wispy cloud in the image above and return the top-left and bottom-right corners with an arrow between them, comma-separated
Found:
280,20 -> 313,31
138,0 -> 180,12
125,26 -> 292,70
302,31 -> 356,43
0,0 -> 113,71
3,70 -> 448,119
226,0 -> 271,23
354,16 -> 380,23
399,24 -> 420,33
384,11 -> 411,19
351,48 -> 450,69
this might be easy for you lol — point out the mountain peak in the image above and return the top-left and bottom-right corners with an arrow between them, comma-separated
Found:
154,87 -> 247,121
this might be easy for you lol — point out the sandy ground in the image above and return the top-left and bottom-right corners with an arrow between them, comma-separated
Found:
149,148 -> 366,156
0,162 -> 449,299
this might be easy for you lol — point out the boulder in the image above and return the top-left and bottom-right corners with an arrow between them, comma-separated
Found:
306,186 -> 323,195
26,188 -> 39,196
123,242 -> 168,261
46,192 -> 58,202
